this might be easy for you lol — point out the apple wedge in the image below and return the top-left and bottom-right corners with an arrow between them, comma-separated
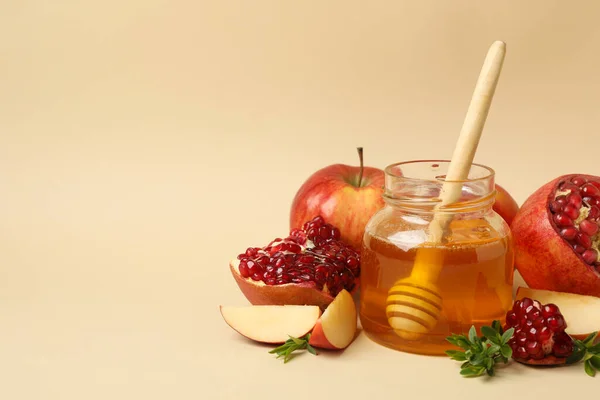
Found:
219,304 -> 321,344
308,289 -> 357,349
515,286 -> 600,341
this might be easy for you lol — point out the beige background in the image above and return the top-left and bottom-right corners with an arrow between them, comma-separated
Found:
2,1 -> 600,399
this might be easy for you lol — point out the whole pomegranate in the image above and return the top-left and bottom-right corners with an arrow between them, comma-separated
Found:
229,216 -> 360,309
511,174 -> 600,297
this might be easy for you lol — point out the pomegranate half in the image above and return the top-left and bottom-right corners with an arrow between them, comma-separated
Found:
230,216 -> 360,309
511,174 -> 600,297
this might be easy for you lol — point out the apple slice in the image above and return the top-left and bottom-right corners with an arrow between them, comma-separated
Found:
515,286 -> 600,340
219,304 -> 321,344
308,289 -> 357,349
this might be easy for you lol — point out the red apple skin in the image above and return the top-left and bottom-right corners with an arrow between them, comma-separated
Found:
494,183 -> 520,226
230,261 -> 335,310
307,319 -> 337,349
511,174 -> 600,297
290,163 -> 385,251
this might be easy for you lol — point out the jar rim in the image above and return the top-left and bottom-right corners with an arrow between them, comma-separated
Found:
384,159 -> 495,183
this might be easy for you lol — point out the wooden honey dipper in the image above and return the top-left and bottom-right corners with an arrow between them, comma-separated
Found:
386,41 -> 507,340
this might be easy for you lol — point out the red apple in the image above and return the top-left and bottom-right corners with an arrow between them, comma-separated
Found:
494,183 -> 520,226
289,148 -> 385,251
220,289 -> 358,362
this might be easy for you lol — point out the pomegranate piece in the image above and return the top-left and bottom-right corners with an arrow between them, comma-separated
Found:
511,174 -> 600,297
505,297 -> 575,365
230,216 -> 360,308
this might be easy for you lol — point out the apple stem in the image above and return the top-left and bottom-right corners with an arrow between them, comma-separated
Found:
357,147 -> 364,187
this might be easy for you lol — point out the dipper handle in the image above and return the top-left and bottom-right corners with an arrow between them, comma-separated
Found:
386,41 -> 506,340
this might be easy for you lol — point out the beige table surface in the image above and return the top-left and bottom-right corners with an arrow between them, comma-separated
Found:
2,1 -> 600,399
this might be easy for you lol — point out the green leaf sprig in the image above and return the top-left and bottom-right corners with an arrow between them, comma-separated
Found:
268,334 -> 317,363
445,320 -> 514,377
566,332 -> 600,377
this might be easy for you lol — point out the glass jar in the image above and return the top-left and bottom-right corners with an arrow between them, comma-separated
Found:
359,160 -> 514,355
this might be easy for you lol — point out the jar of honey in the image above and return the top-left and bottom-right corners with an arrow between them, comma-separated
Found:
359,160 -> 514,355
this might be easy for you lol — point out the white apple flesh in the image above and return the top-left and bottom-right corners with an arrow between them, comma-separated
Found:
219,305 -> 321,344
308,289 -> 357,349
515,286 -> 600,340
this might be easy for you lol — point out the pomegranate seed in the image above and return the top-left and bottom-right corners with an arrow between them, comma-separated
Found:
573,244 -> 586,254
560,227 -> 578,241
532,317 -> 545,328
571,176 -> 588,186
555,195 -> 568,207
526,340 -> 541,355
550,201 -> 563,213
506,311 -> 518,326
582,248 -> 598,264
589,206 -> 600,219
332,227 -> 341,240
563,204 -> 580,220
541,303 -> 559,317
537,326 -> 551,342
516,331 -> 527,346
526,327 -> 538,340
591,181 -> 600,190
516,347 -> 528,359
567,193 -> 583,208
239,261 -> 250,278
560,182 -> 580,193
546,315 -> 566,332
580,219 -> 599,236
582,183 -> 600,197
576,233 -> 592,249
251,273 -> 262,281
553,213 -> 573,227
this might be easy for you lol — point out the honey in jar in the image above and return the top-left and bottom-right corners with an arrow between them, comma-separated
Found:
359,160 -> 514,355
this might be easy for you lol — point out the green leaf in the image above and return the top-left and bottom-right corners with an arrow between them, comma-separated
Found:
501,328 -> 515,344
481,326 -> 498,341
446,350 -> 467,361
589,355 -> 600,370
468,326 -> 478,344
486,367 -> 495,377
268,334 -> 316,363
460,366 -> 485,377
469,352 -> 486,366
582,332 -> 599,346
491,320 -> 504,335
584,360 -> 596,377
566,349 -> 586,365
446,335 -> 471,350
486,343 -> 501,354
500,345 -> 512,360
289,336 -> 306,345
588,343 -> 600,353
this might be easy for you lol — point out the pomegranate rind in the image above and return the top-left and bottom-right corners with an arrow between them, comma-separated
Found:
512,174 -> 600,297
229,260 -> 335,310
513,355 -> 567,366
